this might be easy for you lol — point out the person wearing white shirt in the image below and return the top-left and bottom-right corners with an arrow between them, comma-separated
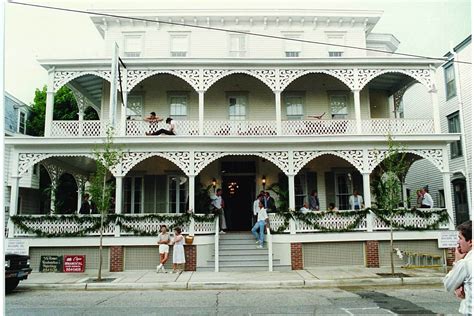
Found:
348,190 -> 364,211
210,189 -> 227,233
420,187 -> 434,208
251,202 -> 269,248
299,203 -> 311,214
252,193 -> 263,226
444,220 -> 472,315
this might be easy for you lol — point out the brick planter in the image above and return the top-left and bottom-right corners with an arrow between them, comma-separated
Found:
184,245 -> 196,271
291,243 -> 303,270
365,240 -> 380,268
110,246 -> 124,272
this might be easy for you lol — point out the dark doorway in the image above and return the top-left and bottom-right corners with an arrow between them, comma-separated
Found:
453,179 -> 469,226
222,175 -> 255,231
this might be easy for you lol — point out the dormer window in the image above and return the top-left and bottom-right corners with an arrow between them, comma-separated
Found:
123,33 -> 143,57
283,32 -> 303,58
326,32 -> 345,57
229,34 -> 246,57
170,33 -> 189,57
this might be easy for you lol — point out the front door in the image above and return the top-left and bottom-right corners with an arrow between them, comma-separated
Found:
222,175 -> 255,231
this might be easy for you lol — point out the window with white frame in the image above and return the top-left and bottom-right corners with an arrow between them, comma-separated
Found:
229,34 -> 246,57
444,63 -> 456,100
170,33 -> 189,57
168,175 -> 188,213
123,34 -> 143,57
228,95 -> 247,120
18,111 -> 26,134
124,176 -> 143,214
335,172 -> 352,210
126,95 -> 143,119
285,94 -> 304,120
283,33 -> 302,57
329,94 -> 348,119
326,32 -> 345,57
169,93 -> 188,119
447,111 -> 462,158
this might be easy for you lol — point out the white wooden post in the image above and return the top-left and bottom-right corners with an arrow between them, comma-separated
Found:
8,176 -> 20,238
442,171 -> 455,230
353,89 -> 362,134
115,176 -> 123,237
288,174 -> 296,234
198,91 -> 205,135
362,172 -> 373,232
430,89 -> 441,133
109,42 -> 119,127
274,90 -> 282,135
77,187 -> 83,214
44,69 -> 55,137
50,177 -> 57,214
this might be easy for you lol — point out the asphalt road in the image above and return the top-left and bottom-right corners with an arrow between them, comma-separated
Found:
5,285 -> 461,315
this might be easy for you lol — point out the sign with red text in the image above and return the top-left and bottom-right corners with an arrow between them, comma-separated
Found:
63,255 -> 85,273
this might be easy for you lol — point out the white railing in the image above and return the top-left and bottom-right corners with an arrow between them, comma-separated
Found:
266,226 -> 273,272
126,120 -> 199,136
12,213 -> 216,237
282,120 -> 357,136
372,208 -> 450,230
51,120 -> 106,137
203,120 -> 277,136
295,211 -> 367,233
13,214 -> 115,237
268,213 -> 290,233
361,119 -> 435,135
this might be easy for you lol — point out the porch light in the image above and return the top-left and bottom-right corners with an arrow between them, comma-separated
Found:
262,176 -> 266,190
212,178 -> 217,188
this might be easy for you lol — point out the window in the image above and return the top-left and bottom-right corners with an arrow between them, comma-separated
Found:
335,172 -> 352,210
18,111 -> 26,134
447,112 -> 462,158
285,94 -> 304,120
444,64 -> 456,100
438,189 -> 445,208
168,176 -> 188,213
170,34 -> 189,57
126,95 -> 143,119
169,94 -> 188,119
124,176 -> 143,213
326,32 -> 345,57
283,33 -> 302,58
228,95 -> 247,120
229,34 -> 246,57
329,94 -> 348,119
123,34 -> 143,57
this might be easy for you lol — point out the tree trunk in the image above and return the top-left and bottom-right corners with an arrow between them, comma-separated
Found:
97,174 -> 107,281
390,218 -> 395,276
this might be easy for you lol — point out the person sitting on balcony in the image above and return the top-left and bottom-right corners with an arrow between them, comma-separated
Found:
420,187 -> 434,208
349,190 -> 364,211
308,190 -> 320,211
147,117 -> 176,136
328,203 -> 338,212
144,112 -> 163,135
299,203 -> 311,214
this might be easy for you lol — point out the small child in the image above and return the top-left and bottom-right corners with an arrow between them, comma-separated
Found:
171,227 -> 185,273
156,225 -> 170,273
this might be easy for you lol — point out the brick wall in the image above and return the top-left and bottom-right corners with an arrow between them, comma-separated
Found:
446,248 -> 456,267
291,243 -> 303,270
365,241 -> 380,268
184,245 -> 196,271
110,246 -> 124,272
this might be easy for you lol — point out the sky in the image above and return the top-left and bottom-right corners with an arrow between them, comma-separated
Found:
4,0 -> 472,104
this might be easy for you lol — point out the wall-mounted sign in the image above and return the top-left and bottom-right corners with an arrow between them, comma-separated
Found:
39,256 -> 63,273
438,231 -> 459,248
5,239 -> 29,256
63,255 -> 85,273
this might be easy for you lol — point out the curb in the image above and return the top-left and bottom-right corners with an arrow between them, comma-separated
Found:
18,277 -> 443,291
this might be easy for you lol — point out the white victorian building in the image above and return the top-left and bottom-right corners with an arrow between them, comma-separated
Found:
5,9 -> 459,272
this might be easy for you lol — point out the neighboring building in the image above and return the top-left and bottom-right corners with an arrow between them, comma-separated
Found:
404,36 -> 471,226
4,92 -> 40,232
5,9 -> 459,272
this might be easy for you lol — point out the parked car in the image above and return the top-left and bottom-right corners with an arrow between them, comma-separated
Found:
5,254 -> 32,293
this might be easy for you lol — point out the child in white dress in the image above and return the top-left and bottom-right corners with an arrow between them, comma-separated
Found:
171,227 -> 186,273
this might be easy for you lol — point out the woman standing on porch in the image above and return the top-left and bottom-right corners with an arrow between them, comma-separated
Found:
171,227 -> 186,273
156,225 -> 170,273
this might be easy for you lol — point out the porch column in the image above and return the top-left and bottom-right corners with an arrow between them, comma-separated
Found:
198,91 -> 205,135
274,90 -> 282,135
44,70 -> 55,137
50,177 -> 57,214
430,88 -> 441,133
353,89 -> 362,134
119,91 -> 128,136
401,182 -> 408,208
362,172 -> 373,232
7,176 -> 21,238
188,175 -> 195,212
77,186 -> 83,214
78,109 -> 84,137
442,172 -> 455,230
288,174 -> 295,211
114,176 -> 123,237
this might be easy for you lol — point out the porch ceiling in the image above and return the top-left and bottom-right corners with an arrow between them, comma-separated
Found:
367,73 -> 415,94
69,75 -> 104,108
51,156 -> 98,174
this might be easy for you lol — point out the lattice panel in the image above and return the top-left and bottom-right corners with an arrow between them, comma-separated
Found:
361,119 -> 435,135
119,215 -> 190,236
203,120 -> 277,136
282,120 -> 357,136
372,209 -> 449,230
193,215 -> 217,234
126,120 -> 199,136
268,213 -> 290,232
51,121 -> 106,137
295,211 -> 367,232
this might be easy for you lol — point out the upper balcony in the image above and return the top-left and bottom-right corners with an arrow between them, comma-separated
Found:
39,58 -> 445,140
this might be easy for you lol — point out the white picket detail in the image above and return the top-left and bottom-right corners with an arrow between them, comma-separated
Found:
51,120 -> 106,137
361,119 -> 435,135
282,120 -> 357,136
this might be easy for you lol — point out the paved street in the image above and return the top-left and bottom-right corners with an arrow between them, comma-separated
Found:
6,285 -> 461,315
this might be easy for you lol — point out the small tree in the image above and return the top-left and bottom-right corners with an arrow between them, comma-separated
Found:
372,136 -> 410,275
87,127 -> 122,281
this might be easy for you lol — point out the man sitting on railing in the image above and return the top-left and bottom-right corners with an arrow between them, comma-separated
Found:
144,112 -> 163,135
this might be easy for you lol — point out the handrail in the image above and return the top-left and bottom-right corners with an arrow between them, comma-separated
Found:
214,216 -> 219,272
266,226 -> 273,272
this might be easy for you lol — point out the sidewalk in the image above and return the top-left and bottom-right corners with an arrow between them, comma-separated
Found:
19,266 -> 446,291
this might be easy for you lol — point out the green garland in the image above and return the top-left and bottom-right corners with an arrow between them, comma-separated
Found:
369,208 -> 449,231
11,213 -> 215,238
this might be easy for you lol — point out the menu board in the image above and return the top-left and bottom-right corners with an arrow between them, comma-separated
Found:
39,255 -> 63,272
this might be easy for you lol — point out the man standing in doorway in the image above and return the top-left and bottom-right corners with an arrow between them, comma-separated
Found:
263,192 -> 276,212
211,189 -> 227,233
444,220 -> 472,315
